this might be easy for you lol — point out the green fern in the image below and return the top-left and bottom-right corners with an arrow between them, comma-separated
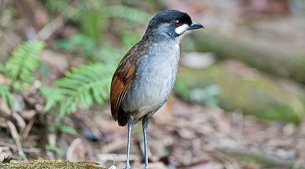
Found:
39,87 -> 66,112
80,9 -> 106,42
55,5 -> 150,62
44,0 -> 69,12
0,40 -> 44,106
0,63 -> 5,72
0,84 -> 13,107
4,40 -> 45,91
71,5 -> 150,42
40,63 -> 115,116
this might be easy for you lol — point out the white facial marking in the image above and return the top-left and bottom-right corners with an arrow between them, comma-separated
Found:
175,24 -> 189,35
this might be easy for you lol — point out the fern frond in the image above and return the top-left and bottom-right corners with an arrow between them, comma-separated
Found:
40,87 -> 66,111
80,9 -> 106,41
4,40 -> 45,91
0,64 -> 5,72
0,84 -> 14,107
41,63 -> 115,116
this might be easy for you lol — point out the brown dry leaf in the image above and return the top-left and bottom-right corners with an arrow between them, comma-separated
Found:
40,49 -> 69,75
172,98 -> 196,118
101,139 -> 126,154
0,146 -> 13,162
98,154 -> 139,168
7,121 -> 26,160
66,138 -> 86,162
108,164 -> 116,169
183,161 -> 223,169
133,162 -> 168,169
34,6 -> 49,28
11,112 -> 26,132
19,110 -> 36,121
207,108 -> 232,135
153,101 -> 174,125
0,100 -> 11,119
177,128 -> 196,140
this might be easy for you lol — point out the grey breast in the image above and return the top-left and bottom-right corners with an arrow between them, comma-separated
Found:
121,39 -> 180,118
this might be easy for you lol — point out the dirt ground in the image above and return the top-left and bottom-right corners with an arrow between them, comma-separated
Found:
2,97 -> 305,169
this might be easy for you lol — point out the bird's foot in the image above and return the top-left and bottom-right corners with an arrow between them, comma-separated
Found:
124,164 -> 131,169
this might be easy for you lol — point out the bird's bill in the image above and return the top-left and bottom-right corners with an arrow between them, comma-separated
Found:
188,21 -> 204,30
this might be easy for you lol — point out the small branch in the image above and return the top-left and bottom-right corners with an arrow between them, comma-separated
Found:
22,115 -> 37,140
7,121 -> 27,161
0,140 -> 41,153
33,1 -> 79,41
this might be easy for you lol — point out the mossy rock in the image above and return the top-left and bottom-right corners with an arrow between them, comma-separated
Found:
0,159 -> 106,169
175,63 -> 305,124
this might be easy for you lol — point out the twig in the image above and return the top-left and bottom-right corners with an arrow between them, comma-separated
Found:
98,154 -> 138,163
0,100 -> 26,132
22,115 -> 37,140
231,110 -> 243,143
33,1 -> 78,41
0,100 -> 11,119
0,140 -> 41,153
101,139 -> 126,154
7,121 -> 27,160
11,111 -> 26,132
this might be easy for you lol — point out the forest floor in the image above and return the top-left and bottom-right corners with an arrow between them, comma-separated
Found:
1,96 -> 305,169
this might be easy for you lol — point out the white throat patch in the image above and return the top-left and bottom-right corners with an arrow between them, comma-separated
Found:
175,24 -> 189,35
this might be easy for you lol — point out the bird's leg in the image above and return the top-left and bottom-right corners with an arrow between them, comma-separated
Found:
125,116 -> 134,169
142,115 -> 150,169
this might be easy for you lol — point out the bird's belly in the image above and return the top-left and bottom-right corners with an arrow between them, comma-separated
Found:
122,53 -> 179,118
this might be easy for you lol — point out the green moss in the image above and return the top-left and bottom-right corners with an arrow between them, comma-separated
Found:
175,65 -> 305,124
220,149 -> 294,168
0,159 -> 106,169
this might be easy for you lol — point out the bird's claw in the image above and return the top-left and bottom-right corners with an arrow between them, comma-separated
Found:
125,164 -> 131,169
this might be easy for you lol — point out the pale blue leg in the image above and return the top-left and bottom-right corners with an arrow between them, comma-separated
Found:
142,116 -> 150,169
125,116 -> 134,169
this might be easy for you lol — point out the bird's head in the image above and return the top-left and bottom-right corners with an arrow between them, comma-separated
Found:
143,10 -> 204,41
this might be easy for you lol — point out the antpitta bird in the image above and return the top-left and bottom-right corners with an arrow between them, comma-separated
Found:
110,10 -> 203,169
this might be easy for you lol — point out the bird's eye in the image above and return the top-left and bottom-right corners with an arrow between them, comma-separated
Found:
175,20 -> 181,27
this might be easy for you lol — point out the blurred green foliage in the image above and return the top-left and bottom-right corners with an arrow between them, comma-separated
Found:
40,63 -> 115,117
0,40 -> 45,107
39,1 -> 152,137
41,1 -> 151,118
0,0 -> 152,137
176,67 -> 305,124
44,0 -> 70,12
50,1 -> 151,63
4,41 -> 45,92
0,85 -> 14,108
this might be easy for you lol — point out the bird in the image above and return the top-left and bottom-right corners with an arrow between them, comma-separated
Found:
110,10 -> 203,169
